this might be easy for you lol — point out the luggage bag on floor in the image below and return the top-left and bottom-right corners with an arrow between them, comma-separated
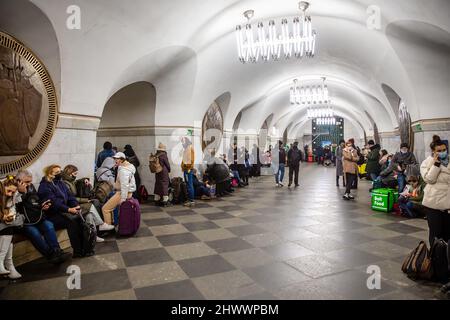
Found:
401,241 -> 433,280
118,198 -> 141,236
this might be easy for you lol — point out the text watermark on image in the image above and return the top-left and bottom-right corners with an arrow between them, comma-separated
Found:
366,5 -> 381,30
66,5 -> 81,30
66,265 -> 81,290
366,265 -> 381,290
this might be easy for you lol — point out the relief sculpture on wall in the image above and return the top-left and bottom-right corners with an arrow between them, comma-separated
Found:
202,101 -> 223,155
0,46 -> 43,156
399,100 -> 414,151
0,31 -> 57,175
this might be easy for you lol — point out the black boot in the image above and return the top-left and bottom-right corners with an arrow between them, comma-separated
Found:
336,176 -> 340,187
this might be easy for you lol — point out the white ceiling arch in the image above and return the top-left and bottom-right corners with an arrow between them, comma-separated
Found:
22,0 -> 450,128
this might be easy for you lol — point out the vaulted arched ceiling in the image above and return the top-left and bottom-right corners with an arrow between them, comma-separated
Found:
27,0 -> 450,140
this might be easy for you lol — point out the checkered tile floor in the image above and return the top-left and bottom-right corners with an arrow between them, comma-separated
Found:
1,164 -> 447,300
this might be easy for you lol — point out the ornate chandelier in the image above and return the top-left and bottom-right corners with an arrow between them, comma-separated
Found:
316,117 -> 336,125
307,106 -> 334,118
236,2 -> 316,63
290,77 -> 330,105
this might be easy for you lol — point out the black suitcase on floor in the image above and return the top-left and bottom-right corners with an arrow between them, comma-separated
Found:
430,238 -> 449,283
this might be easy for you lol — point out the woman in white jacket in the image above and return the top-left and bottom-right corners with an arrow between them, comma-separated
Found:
101,152 -> 136,225
420,135 -> 450,245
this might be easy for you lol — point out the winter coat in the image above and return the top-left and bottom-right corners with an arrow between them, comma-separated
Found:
404,177 -> 426,205
61,174 -> 86,204
154,151 -> 171,197
96,157 -> 116,186
115,162 -> 137,201
206,158 -> 231,184
335,146 -> 344,176
96,149 -> 115,169
38,177 -> 79,216
389,151 -> 417,174
420,156 -> 450,211
287,146 -> 303,167
343,147 -> 359,174
181,144 -> 195,172
366,144 -> 381,175
0,193 -> 25,233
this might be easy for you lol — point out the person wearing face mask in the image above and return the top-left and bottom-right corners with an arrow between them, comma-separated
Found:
420,135 -> 450,245
398,174 -> 426,218
61,165 -> 114,242
335,140 -> 345,187
342,139 -> 360,200
15,169 -> 70,265
390,142 -> 417,193
38,165 -> 87,258
375,154 -> 398,189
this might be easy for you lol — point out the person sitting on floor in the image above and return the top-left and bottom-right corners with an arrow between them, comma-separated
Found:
373,154 -> 398,190
398,174 -> 426,218
192,169 -> 212,200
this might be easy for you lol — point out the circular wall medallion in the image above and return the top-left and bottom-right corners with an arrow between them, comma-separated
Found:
0,31 -> 58,175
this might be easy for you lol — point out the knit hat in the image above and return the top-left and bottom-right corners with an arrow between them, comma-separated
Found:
157,143 -> 167,151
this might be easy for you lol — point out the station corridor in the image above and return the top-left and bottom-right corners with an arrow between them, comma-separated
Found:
1,164 -> 443,300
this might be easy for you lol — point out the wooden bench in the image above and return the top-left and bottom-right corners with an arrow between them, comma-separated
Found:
12,230 -> 71,266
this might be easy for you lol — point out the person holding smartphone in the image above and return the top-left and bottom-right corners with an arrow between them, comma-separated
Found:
342,139 -> 360,200
420,135 -> 450,245
38,165 -> 88,258
15,169 -> 69,265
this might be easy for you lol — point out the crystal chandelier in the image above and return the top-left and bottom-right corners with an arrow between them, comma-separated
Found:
236,2 -> 316,63
307,106 -> 334,118
316,117 -> 336,125
290,77 -> 330,105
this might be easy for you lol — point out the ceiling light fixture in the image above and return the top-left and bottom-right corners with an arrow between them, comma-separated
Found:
236,2 -> 316,63
290,77 -> 330,105
315,117 -> 336,126
307,106 -> 334,118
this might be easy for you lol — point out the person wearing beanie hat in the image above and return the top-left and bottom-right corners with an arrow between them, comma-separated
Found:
153,143 -> 171,206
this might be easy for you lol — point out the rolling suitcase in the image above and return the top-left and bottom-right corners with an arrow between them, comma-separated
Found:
118,198 -> 141,236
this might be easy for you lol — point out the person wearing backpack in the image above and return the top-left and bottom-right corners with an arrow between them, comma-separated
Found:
287,141 -> 303,188
420,135 -> 450,245
102,152 -> 137,225
153,143 -> 171,206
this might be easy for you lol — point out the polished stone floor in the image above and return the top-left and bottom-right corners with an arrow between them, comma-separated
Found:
1,164 -> 447,300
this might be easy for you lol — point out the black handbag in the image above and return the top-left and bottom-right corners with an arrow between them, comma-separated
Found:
78,211 -> 97,255
20,192 -> 44,225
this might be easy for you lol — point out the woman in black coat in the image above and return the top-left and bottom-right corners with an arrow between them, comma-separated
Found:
124,144 -> 141,193
153,143 -> 171,206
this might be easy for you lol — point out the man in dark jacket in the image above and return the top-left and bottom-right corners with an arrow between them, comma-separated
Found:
96,141 -> 115,169
366,140 -> 381,181
288,141 -> 303,187
389,142 -> 417,193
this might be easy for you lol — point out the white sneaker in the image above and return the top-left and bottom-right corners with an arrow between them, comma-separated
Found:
99,223 -> 115,231
96,236 -> 105,243
279,183 -> 284,187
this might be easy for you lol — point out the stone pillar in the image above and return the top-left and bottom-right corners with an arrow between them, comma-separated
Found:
412,119 -> 450,164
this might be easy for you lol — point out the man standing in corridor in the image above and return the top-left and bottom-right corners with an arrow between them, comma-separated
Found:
288,141 -> 303,187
